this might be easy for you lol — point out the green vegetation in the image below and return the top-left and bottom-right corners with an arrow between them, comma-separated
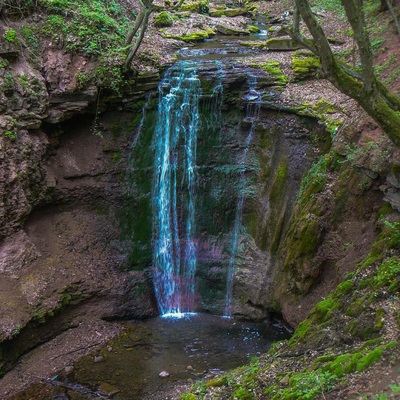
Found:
298,154 -> 329,200
179,0 -> 209,13
249,61 -> 288,87
291,52 -> 321,81
247,25 -> 260,34
209,7 -> 249,17
164,28 -> 216,42
40,0 -> 130,56
34,0 -> 133,92
311,0 -> 345,16
0,58 -> 10,69
274,370 -> 337,399
3,29 -> 18,44
183,217 -> 400,398
154,11 -> 175,27
21,25 -> 39,54
3,131 -> 17,141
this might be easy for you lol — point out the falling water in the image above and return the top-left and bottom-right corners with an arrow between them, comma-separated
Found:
223,73 -> 261,318
152,61 -> 201,317
133,92 -> 153,148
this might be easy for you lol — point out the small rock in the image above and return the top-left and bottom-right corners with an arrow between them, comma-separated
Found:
186,365 -> 194,371
64,365 -> 73,374
107,346 -> 113,352
94,355 -> 104,363
279,375 -> 290,386
159,370 -> 170,378
99,382 -> 120,396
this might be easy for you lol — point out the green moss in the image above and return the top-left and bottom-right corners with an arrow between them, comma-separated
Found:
287,217 -> 320,261
247,25 -> 260,33
312,99 -> 338,114
179,0 -> 208,13
269,158 -> 288,204
291,53 -> 321,81
154,11 -> 174,27
315,354 -> 336,363
257,61 -> 288,87
217,24 -> 249,35
206,377 -> 227,387
356,343 -> 396,372
376,203 -> 394,220
209,7 -> 249,17
335,280 -> 354,296
231,387 -> 254,399
345,296 -> 366,317
239,40 -> 268,48
180,394 -> 198,400
326,352 -> 361,376
165,28 -> 215,42
374,257 -> 400,289
3,28 -> 18,44
289,320 -> 311,343
298,155 -> 329,201
4,131 -> 17,141
313,297 -> 339,321
348,319 -> 379,341
374,308 -> 386,330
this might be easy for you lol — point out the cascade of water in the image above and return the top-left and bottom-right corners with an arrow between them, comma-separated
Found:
200,61 -> 224,129
223,73 -> 261,318
133,92 -> 153,148
127,92 -> 153,196
152,61 -> 201,317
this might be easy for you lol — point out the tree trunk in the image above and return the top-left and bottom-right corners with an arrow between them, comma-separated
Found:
293,0 -> 400,147
385,0 -> 400,36
125,8 -> 146,46
124,9 -> 151,68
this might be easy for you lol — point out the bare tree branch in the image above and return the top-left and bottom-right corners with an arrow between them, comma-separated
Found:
124,0 -> 187,69
385,0 -> 400,36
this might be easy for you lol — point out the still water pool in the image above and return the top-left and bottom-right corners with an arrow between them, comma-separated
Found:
53,313 -> 291,399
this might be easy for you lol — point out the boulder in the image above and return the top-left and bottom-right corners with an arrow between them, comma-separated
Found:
216,24 -> 250,36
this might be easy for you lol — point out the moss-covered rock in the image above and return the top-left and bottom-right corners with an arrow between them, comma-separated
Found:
266,37 -> 302,51
291,52 -> 321,81
249,60 -> 288,87
209,7 -> 249,17
163,28 -> 216,42
179,0 -> 209,13
247,25 -> 260,34
216,24 -> 250,36
154,11 -> 174,27
239,40 -> 268,48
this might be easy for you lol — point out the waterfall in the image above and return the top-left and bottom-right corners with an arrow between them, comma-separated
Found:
152,61 -> 201,317
223,73 -> 261,318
